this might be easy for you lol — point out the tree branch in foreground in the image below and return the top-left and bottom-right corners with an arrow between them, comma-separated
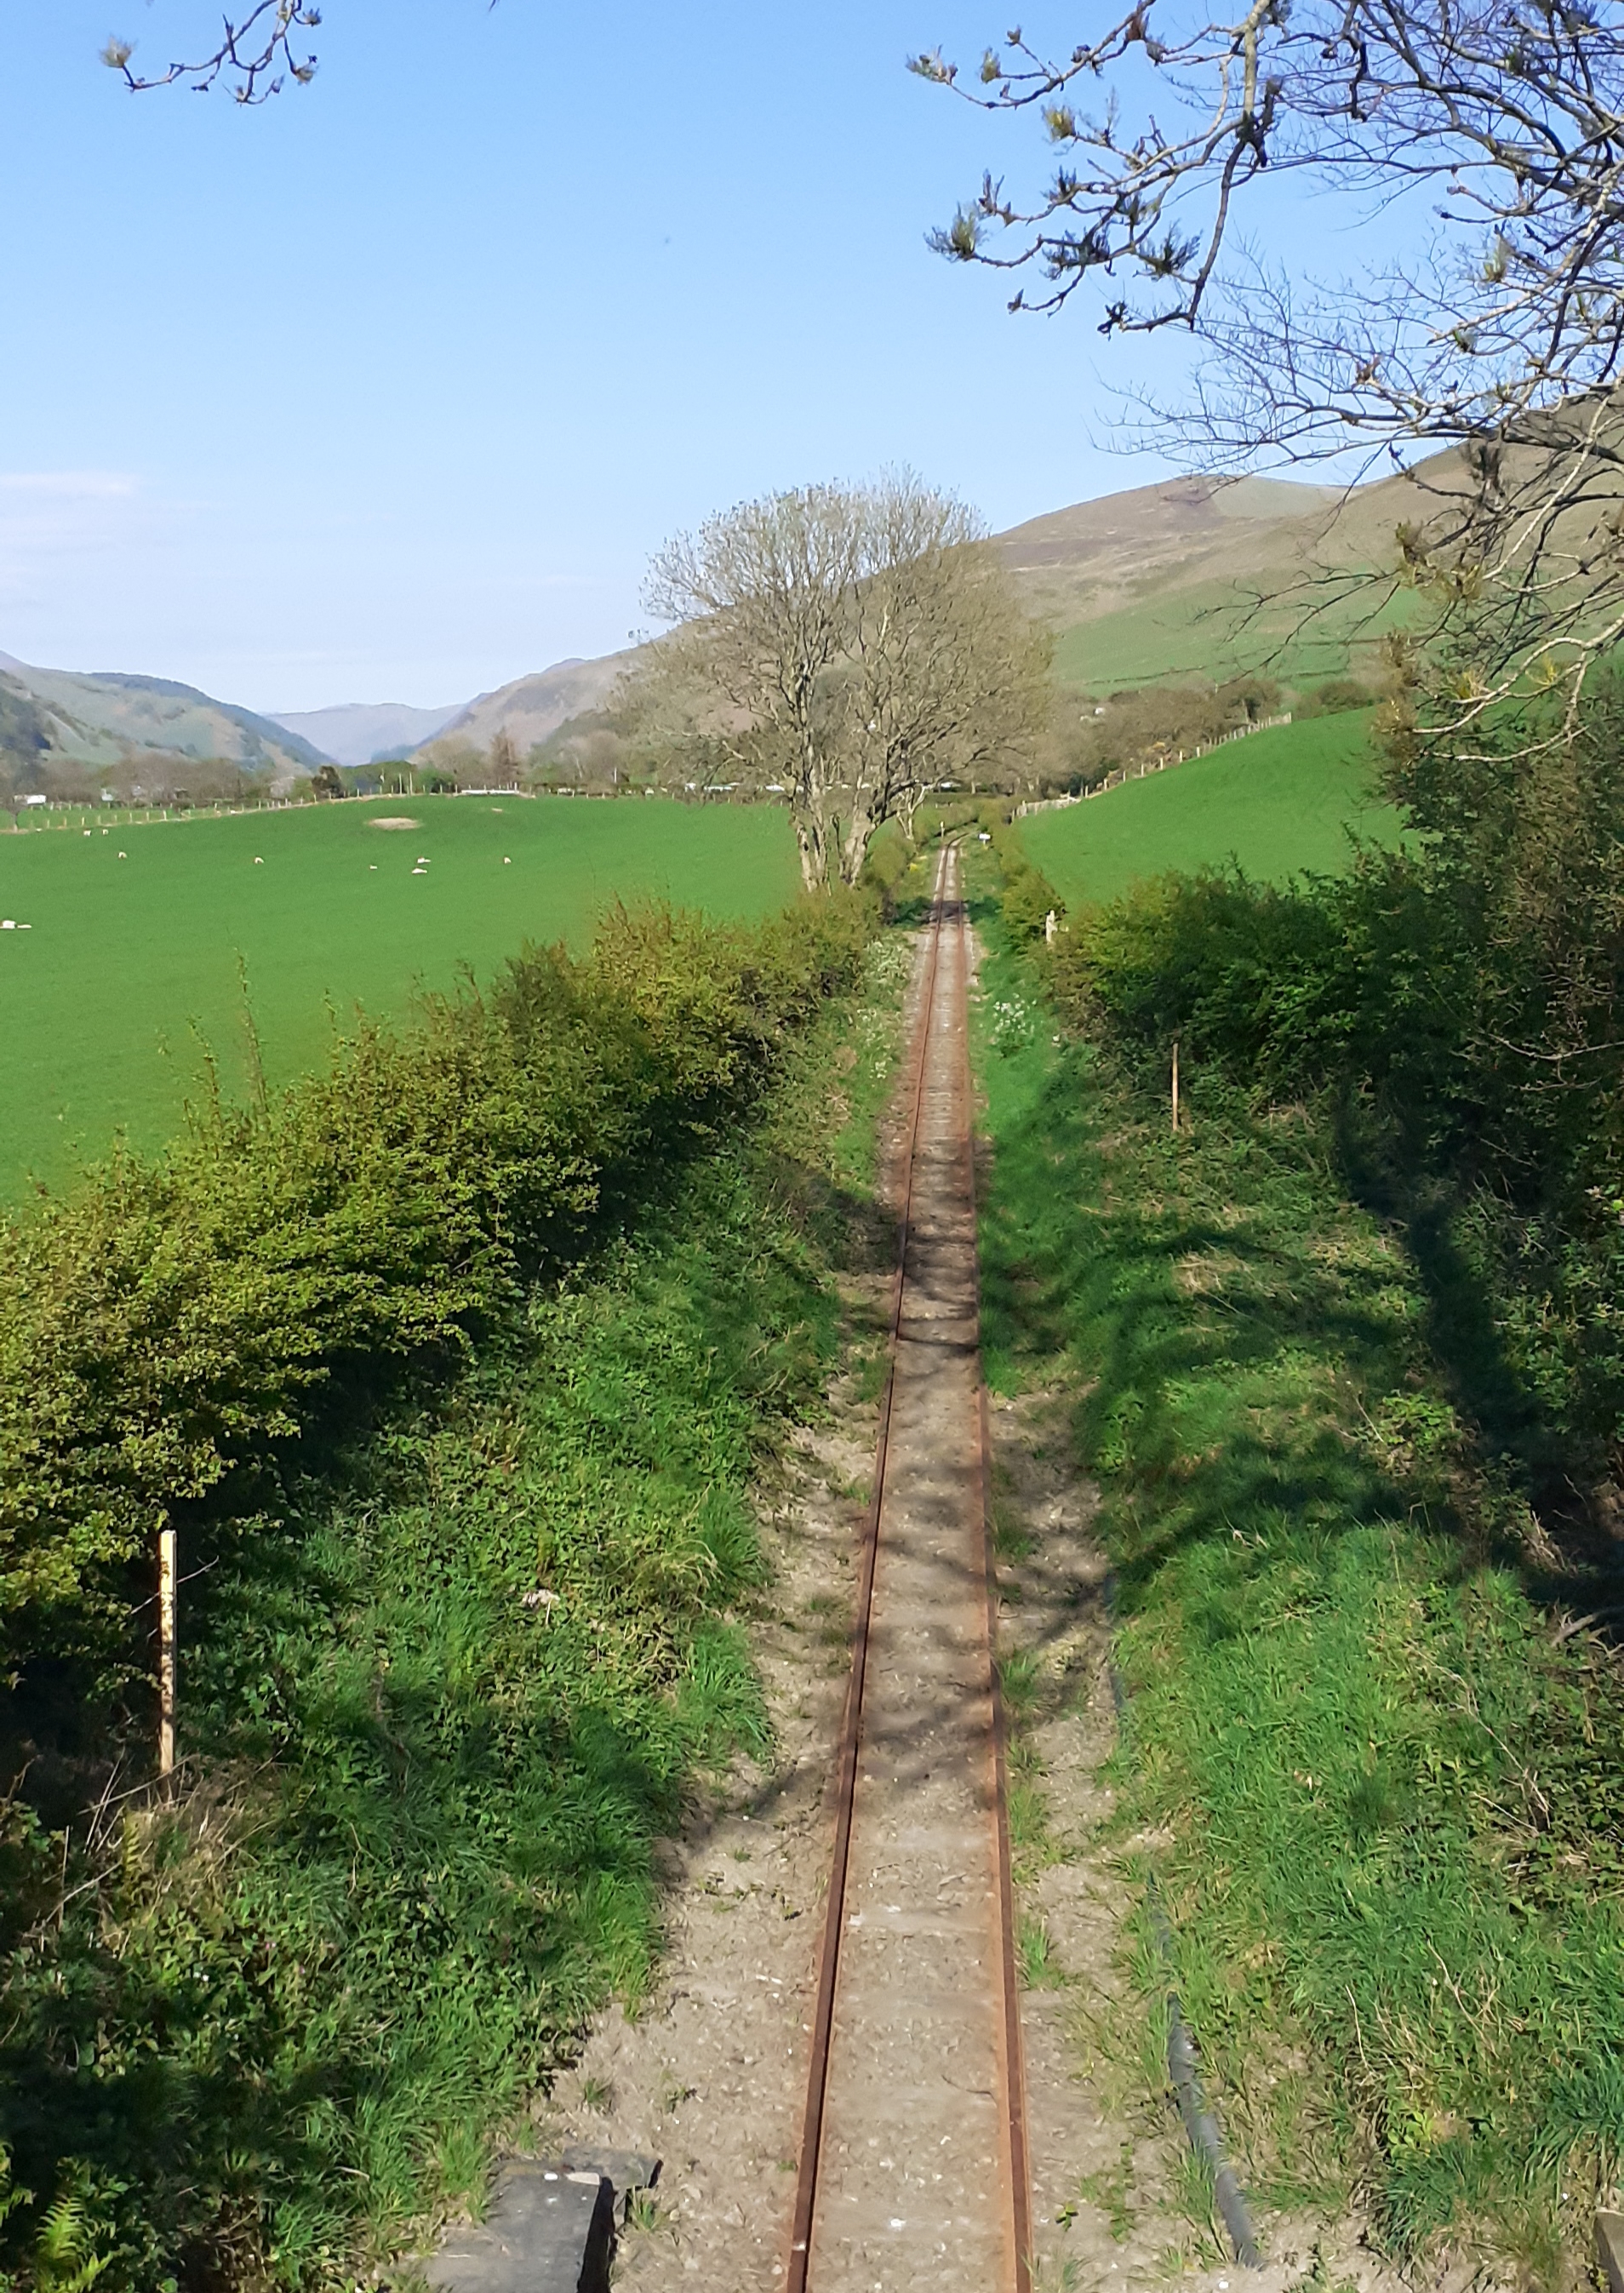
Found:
916,3 -> 1624,720
102,3 -> 321,102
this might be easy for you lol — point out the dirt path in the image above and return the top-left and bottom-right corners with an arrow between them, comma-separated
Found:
535,1380 -> 875,2290
531,935 -> 943,2292
792,849 -> 1021,2293
534,894 -> 1465,2293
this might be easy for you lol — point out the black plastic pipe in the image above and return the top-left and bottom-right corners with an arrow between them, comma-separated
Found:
1106,1644 -> 1261,2268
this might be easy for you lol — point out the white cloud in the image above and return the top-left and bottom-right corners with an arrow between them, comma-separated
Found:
0,472 -> 138,499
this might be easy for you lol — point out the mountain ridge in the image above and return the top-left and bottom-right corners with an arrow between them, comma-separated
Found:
0,461 -> 1453,791
266,700 -> 466,768
417,650 -> 638,759
0,655 -> 326,792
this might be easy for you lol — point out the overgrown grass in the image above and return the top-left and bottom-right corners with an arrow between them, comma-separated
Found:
0,915 -> 905,2290
973,908 -> 1624,2279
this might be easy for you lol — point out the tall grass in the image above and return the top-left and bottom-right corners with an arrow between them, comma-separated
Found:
973,895 -> 1624,2277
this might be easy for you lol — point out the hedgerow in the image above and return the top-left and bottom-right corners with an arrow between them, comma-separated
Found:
1038,678 -> 1624,1474
0,889 -> 882,2290
972,853 -> 1624,2272
0,895 -> 870,1701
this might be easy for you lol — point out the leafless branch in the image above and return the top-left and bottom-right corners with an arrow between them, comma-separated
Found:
917,2 -> 1624,715
102,3 -> 321,102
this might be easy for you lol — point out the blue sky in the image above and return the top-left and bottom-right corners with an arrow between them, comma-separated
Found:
0,2 -> 1295,710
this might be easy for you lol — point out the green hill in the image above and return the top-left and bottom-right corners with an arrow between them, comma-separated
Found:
1016,711 -> 1400,907
0,652 -> 325,795
994,463 -> 1462,696
0,793 -> 797,1196
1048,576 -> 1419,694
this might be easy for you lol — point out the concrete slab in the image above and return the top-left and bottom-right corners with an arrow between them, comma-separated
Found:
1598,2210 -> 1624,2293
424,2161 -> 614,2293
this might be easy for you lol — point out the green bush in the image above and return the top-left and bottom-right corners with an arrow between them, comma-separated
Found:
1297,675 -> 1375,717
987,819 -> 1062,943
0,889 -> 883,2290
0,894 -> 872,1709
1032,676 -> 1624,1480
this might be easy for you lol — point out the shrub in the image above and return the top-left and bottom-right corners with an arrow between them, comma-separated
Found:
1028,676 -> 1624,1465
0,895 -> 873,1718
1297,676 -> 1375,717
986,818 -> 1062,942
0,888 -> 880,2290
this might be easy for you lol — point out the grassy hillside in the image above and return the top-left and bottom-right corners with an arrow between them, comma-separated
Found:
1049,577 -> 1418,693
0,794 -> 797,1195
1018,711 -> 1400,907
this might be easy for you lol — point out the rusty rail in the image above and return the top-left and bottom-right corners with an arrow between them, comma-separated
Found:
784,847 -> 1032,2293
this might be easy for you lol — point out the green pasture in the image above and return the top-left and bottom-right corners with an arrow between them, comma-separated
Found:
1051,577 -> 1416,693
0,794 -> 797,1195
1018,711 -> 1401,909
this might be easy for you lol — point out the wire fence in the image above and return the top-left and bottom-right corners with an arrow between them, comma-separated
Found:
1015,713 -> 1294,820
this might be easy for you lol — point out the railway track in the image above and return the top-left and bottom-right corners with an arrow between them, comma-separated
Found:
785,844 -> 1032,2293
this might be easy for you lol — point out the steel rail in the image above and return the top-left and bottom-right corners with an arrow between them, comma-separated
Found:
958,874 -> 1035,2293
783,843 -> 952,2293
784,847 -> 1032,2293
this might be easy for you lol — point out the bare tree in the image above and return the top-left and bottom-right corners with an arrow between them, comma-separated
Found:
103,3 -> 321,101
628,475 -> 1049,889
914,3 -> 1624,722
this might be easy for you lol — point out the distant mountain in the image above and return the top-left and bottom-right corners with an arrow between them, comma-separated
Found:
0,654 -> 325,789
266,699 -> 465,769
995,460 -> 1468,689
421,476 -> 1421,768
420,652 -> 638,758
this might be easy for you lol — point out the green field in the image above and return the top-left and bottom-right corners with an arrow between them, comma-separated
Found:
1018,710 -> 1401,908
0,794 -> 798,1195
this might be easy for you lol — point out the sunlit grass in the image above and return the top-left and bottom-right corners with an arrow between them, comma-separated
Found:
1018,712 -> 1400,911
0,793 -> 797,1194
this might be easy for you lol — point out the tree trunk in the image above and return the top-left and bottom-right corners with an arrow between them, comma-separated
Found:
794,808 -> 832,890
838,809 -> 873,886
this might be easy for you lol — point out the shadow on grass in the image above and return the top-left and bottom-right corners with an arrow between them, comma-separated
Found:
1333,1101 -> 1624,1621
0,1002 -> 899,2288
975,946 -> 1624,2263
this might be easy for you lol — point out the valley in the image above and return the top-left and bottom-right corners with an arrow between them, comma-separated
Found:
8,501 -> 1624,2290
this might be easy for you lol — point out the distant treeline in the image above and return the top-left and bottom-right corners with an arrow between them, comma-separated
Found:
1038,672 -> 1375,798
0,750 -> 288,812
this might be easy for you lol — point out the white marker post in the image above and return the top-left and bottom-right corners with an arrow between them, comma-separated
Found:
157,1527 -> 176,1777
